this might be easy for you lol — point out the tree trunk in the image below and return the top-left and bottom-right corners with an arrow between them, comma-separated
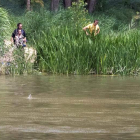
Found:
88,0 -> 96,13
51,0 -> 60,12
27,0 -> 31,11
84,0 -> 90,10
64,0 -> 72,8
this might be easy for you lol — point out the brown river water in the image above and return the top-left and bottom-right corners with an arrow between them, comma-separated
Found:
0,75 -> 140,140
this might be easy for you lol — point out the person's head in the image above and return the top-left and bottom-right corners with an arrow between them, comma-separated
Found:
17,23 -> 22,29
17,29 -> 22,35
93,20 -> 98,26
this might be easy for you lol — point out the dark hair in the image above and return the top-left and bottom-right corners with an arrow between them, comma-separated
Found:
17,23 -> 22,28
94,20 -> 98,23
17,29 -> 22,32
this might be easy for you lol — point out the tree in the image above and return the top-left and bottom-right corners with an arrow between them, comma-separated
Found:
88,0 -> 97,13
51,0 -> 60,11
64,0 -> 72,8
26,0 -> 44,11
27,0 -> 31,11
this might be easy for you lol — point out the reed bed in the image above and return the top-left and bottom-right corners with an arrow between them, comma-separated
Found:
32,27 -> 140,75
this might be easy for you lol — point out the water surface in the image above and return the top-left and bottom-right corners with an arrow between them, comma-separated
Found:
0,75 -> 140,140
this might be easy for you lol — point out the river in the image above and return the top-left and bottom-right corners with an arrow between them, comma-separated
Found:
0,75 -> 140,140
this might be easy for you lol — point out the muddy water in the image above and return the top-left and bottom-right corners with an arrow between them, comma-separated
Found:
0,75 -> 140,140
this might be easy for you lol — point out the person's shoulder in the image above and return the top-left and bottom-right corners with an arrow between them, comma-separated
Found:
86,23 -> 92,27
96,24 -> 100,29
96,24 -> 100,28
21,29 -> 25,32
13,29 -> 17,32
12,29 -> 17,35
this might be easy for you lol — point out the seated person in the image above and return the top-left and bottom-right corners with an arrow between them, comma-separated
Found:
15,29 -> 26,48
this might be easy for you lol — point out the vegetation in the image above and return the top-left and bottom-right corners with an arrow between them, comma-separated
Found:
0,0 -> 140,75
0,7 -> 10,39
0,7 -> 10,61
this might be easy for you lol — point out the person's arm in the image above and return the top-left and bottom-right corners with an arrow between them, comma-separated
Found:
11,31 -> 15,44
97,28 -> 100,34
23,30 -> 26,37
23,37 -> 26,42
23,30 -> 26,42
94,26 -> 100,36
83,26 -> 89,35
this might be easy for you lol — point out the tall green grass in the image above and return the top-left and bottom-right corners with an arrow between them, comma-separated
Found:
32,27 -> 140,75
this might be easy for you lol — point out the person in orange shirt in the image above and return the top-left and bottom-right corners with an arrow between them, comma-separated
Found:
83,20 -> 100,36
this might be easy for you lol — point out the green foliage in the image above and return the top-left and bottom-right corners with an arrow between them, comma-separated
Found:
31,0 -> 44,7
96,0 -> 107,11
0,0 -> 25,15
106,0 -> 140,12
123,0 -> 140,11
60,1 -> 88,27
0,7 -> 10,39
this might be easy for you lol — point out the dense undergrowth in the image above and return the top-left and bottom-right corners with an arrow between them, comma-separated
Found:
0,0 -> 140,75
